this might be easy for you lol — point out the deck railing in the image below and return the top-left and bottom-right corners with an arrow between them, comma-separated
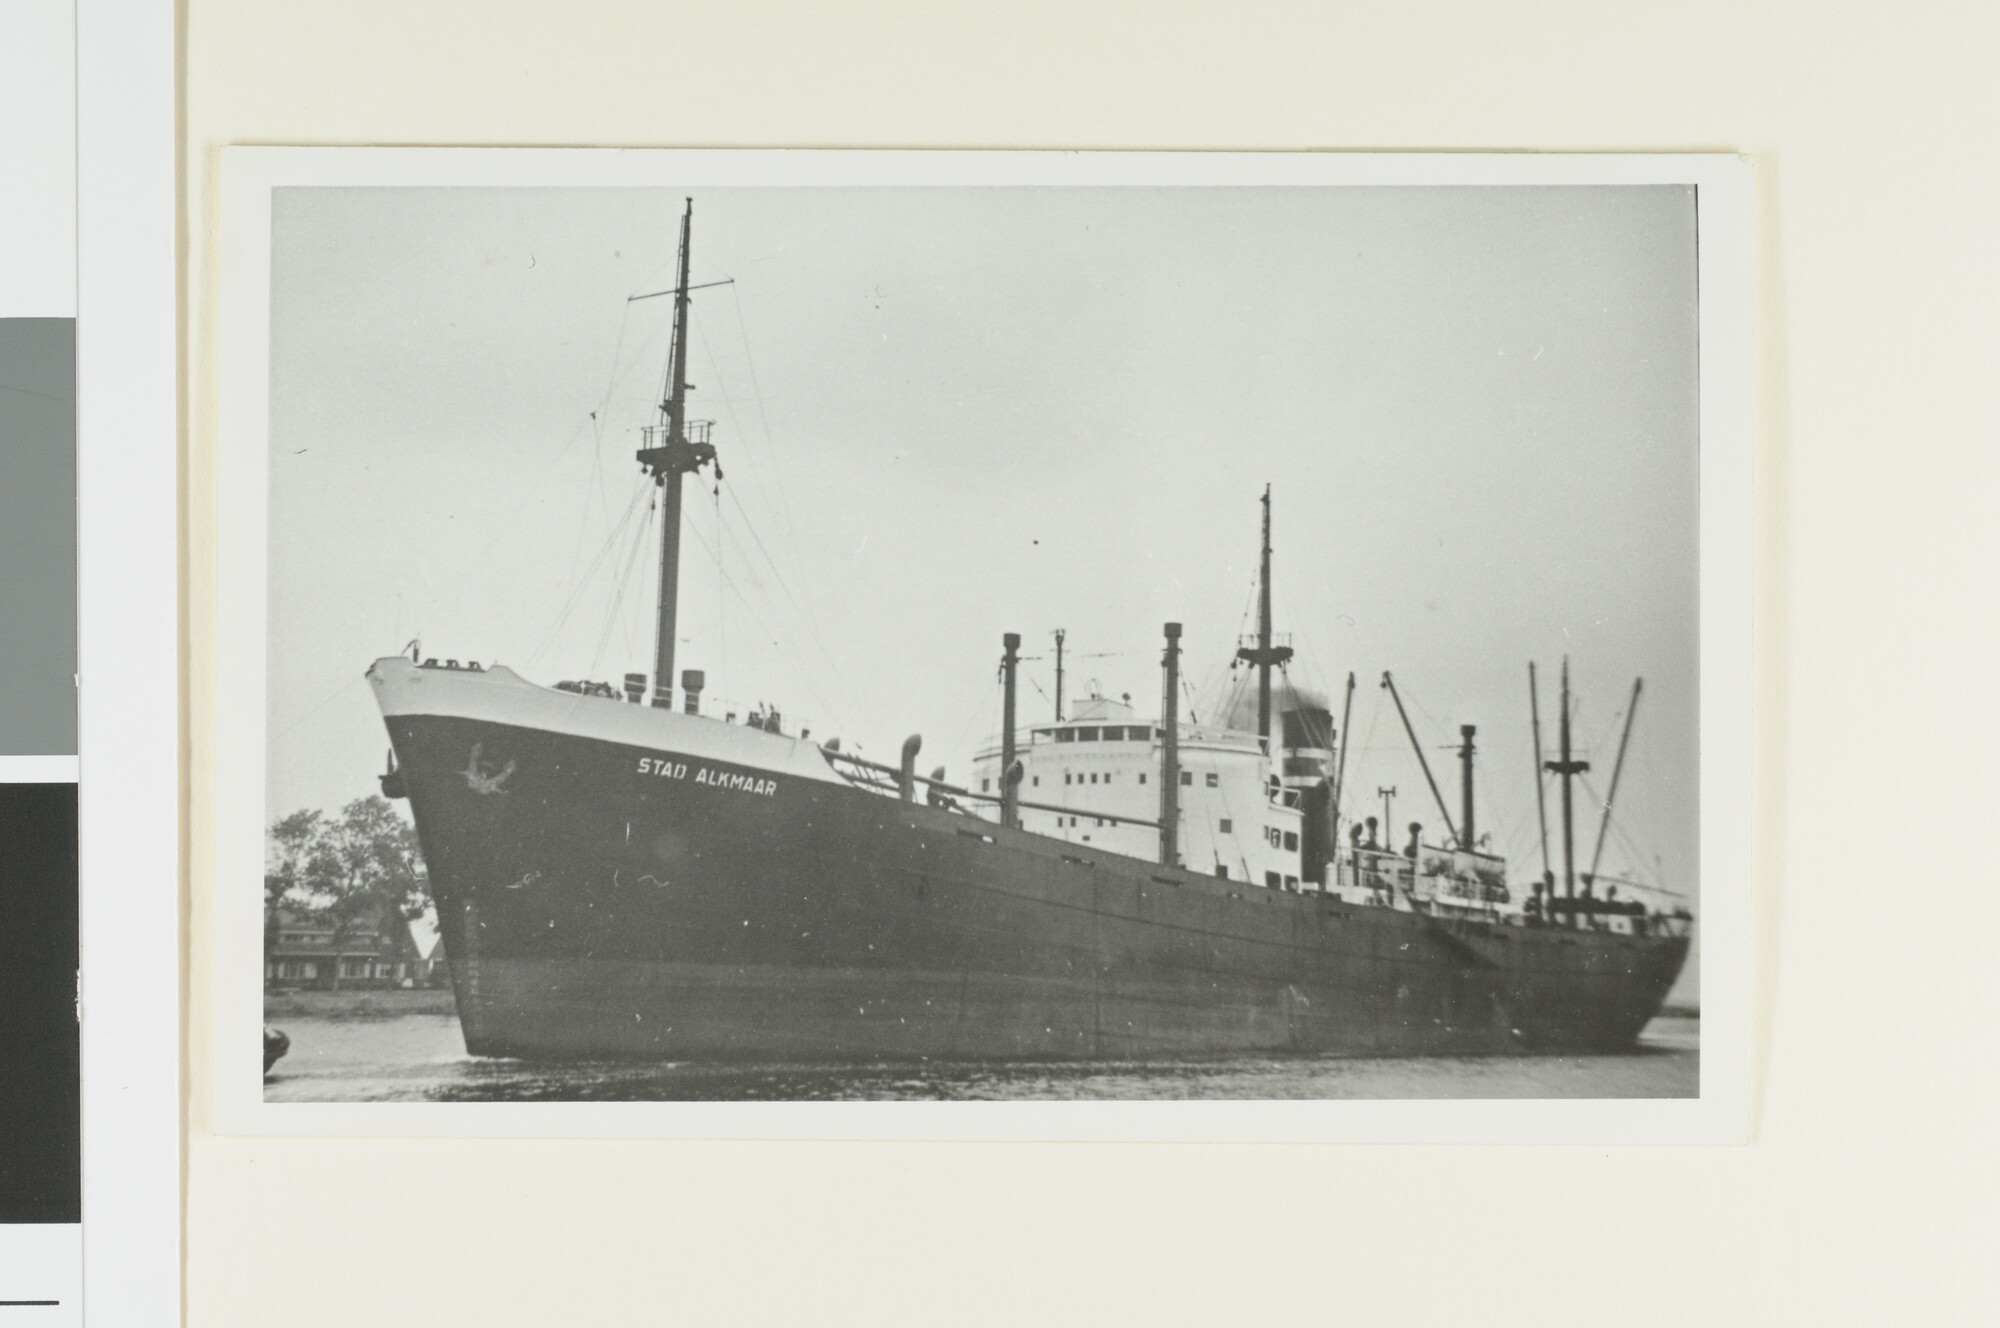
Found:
817,745 -> 1158,829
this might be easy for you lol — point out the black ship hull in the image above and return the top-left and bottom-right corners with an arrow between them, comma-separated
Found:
374,663 -> 1690,1063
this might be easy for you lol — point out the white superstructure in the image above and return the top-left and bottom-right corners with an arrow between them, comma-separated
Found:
968,687 -> 1308,889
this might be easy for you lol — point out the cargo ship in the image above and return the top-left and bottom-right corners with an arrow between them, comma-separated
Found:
368,201 -> 1692,1062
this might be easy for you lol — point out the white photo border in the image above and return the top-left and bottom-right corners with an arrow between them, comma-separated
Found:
211,148 -> 1752,1143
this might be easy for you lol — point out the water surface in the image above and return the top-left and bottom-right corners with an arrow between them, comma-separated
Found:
264,1012 -> 1698,1102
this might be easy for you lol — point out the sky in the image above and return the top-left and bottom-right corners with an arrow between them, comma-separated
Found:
265,184 -> 1700,991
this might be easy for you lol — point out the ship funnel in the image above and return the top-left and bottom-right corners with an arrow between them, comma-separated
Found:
623,673 -> 646,705
899,734 -> 923,802
681,669 -> 706,715
1000,634 -> 1022,829
1458,724 -> 1476,849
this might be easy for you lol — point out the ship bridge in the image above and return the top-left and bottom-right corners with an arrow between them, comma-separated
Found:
969,708 -> 1308,891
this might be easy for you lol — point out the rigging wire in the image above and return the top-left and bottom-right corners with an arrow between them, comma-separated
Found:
412,400 -> 609,642
724,283 -> 813,578
733,302 -> 863,728
950,676 -> 1003,766
717,480 -> 878,731
1349,693 -> 1388,835
694,307 -> 807,610
595,297 -> 637,421
454,409 -> 601,581
568,424 -> 609,593
529,298 -> 672,668
1573,769 -> 1660,890
715,480 -> 726,689
1583,693 -> 1634,771
685,287 -> 850,734
529,476 -> 653,668
443,301 -> 649,600
273,672 -> 368,742
532,282 -> 876,740
518,283 -> 711,687
707,512 -> 845,720
1487,798 -> 1542,873
552,474 -> 651,637
587,491 -> 659,679
1292,623 -> 1341,701
603,302 -> 673,420
564,297 -> 662,591
1197,573 -> 1263,723
1402,675 -> 1451,746
692,516 -> 802,667
1609,814 -> 1666,892
688,506 -> 851,724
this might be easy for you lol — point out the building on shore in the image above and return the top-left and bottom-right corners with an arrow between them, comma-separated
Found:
264,903 -> 427,990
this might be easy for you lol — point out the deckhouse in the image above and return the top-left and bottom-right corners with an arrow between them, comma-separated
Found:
969,687 -> 1309,890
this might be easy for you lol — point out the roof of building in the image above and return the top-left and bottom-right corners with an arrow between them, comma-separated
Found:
268,899 -> 424,960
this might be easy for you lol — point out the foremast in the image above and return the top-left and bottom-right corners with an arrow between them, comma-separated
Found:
635,199 -> 720,710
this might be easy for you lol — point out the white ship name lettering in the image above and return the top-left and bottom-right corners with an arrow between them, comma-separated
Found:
635,756 -> 777,797
636,757 -> 689,779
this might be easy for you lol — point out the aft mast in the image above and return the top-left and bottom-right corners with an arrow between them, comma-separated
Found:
635,199 -> 720,709
1544,657 -> 1591,920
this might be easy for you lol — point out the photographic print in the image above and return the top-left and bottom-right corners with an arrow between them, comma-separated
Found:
214,151 -> 1749,1138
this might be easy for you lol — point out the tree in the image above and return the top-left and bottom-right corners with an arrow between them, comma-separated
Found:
265,797 -> 429,990
264,808 -> 324,964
